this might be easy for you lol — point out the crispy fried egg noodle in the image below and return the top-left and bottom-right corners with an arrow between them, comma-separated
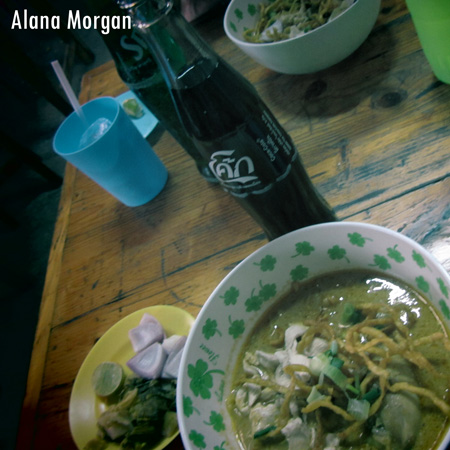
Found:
244,0 -> 356,43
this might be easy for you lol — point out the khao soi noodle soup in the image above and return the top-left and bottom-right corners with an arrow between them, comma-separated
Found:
226,270 -> 450,450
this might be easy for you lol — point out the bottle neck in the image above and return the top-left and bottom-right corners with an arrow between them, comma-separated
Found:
118,0 -> 219,90
117,0 -> 173,26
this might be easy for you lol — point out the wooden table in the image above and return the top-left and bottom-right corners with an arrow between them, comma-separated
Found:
18,0 -> 450,448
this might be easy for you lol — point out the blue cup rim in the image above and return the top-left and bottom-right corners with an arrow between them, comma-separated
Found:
53,97 -> 120,156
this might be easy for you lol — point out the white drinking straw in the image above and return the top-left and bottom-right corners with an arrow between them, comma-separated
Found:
51,60 -> 86,122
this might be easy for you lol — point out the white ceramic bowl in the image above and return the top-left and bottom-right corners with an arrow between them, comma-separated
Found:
177,222 -> 450,450
224,0 -> 381,74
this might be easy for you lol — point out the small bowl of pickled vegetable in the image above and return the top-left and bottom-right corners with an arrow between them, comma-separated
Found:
224,0 -> 381,74
177,222 -> 450,450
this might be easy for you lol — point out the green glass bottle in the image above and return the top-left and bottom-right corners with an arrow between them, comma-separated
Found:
120,0 -> 337,240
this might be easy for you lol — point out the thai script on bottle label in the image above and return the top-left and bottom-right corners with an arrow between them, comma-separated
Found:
209,150 -> 258,186
209,110 -> 297,197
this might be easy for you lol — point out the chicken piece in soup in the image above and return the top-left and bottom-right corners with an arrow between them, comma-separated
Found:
226,270 -> 450,450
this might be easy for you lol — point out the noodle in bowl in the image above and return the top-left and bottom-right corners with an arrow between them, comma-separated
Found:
223,0 -> 381,74
177,222 -> 450,450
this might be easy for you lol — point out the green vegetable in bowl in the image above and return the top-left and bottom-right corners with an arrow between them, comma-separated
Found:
118,377 -> 177,447
85,373 -> 177,450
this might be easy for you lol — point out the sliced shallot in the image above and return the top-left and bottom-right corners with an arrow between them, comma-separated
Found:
128,314 -> 165,353
126,342 -> 167,379
162,347 -> 184,379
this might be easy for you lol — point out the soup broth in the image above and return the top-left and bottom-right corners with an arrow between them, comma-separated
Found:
227,270 -> 450,450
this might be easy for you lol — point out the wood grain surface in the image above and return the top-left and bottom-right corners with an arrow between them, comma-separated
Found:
17,0 -> 450,448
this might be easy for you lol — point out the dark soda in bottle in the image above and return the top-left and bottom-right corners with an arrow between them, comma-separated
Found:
120,0 -> 337,240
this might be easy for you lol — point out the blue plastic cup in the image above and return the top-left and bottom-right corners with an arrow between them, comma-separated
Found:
53,97 -> 168,206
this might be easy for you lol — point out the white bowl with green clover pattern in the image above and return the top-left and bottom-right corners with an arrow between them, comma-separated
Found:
223,0 -> 381,74
176,222 -> 450,450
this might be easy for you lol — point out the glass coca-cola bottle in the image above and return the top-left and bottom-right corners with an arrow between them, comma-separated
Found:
85,0 -> 217,182
119,0 -> 337,240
